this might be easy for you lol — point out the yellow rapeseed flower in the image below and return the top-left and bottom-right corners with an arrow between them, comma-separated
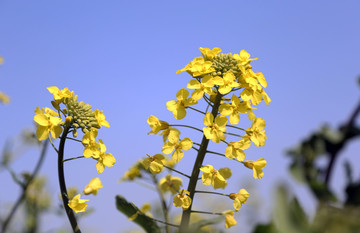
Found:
0,91 -> 10,104
47,86 -> 72,103
33,107 -> 63,140
199,47 -> 222,60
186,75 -> 215,101
68,194 -> 89,213
229,188 -> 249,211
166,88 -> 197,120
162,130 -> 193,163
83,177 -> 103,196
147,115 -> 169,135
95,139 -> 116,174
173,189 -> 192,210
159,174 -> 182,194
142,154 -> 166,174
219,94 -> 256,124
233,50 -> 258,66
243,158 -> 267,179
223,210 -> 237,228
245,118 -> 267,147
203,112 -> 227,143
82,128 -> 100,158
224,138 -> 251,161
94,109 -> 110,128
176,56 -> 215,77
200,165 -> 232,189
213,72 -> 240,95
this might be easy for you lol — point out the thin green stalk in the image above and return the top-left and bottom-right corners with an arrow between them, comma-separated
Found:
151,175 -> 170,233
58,126 -> 81,233
63,156 -> 85,162
187,106 -> 206,115
223,132 -> 243,137
1,140 -> 48,233
66,137 -> 82,143
194,190 -> 229,197
164,165 -> 191,179
179,93 -> 223,232
190,210 -> 223,216
170,124 -> 203,133
227,125 -> 246,131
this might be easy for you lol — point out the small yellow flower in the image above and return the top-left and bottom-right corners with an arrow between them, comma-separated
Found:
219,94 -> 256,124
47,86 -> 72,103
95,139 -> 116,174
223,210 -> 237,228
142,154 -> 166,174
159,174 -> 182,194
213,72 -> 240,95
83,177 -> 103,196
243,158 -> 267,179
176,56 -> 215,77
147,115 -> 169,135
229,189 -> 249,211
162,132 -> 193,163
224,138 -> 251,161
82,128 -> 100,158
0,91 -> 10,104
200,165 -> 232,189
33,107 -> 63,141
199,47 -> 222,60
203,112 -> 227,143
68,194 -> 89,213
233,50 -> 258,66
173,189 -> 192,210
187,75 -> 215,101
94,109 -> 110,128
166,88 -> 197,120
121,161 -> 142,181
245,118 -> 267,147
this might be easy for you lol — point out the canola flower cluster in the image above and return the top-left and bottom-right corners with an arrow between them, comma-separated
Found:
122,47 -> 270,230
33,87 -> 114,213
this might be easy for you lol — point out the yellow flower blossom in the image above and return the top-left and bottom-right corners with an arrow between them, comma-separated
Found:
245,118 -> 267,147
213,72 -> 240,95
173,189 -> 192,210
162,129 -> 192,163
159,174 -> 182,194
47,86 -> 72,103
199,47 -> 222,60
166,88 -> 197,120
94,109 -> 110,128
203,112 -> 227,143
187,75 -> 215,101
95,139 -> 116,174
223,210 -> 237,228
142,154 -> 166,174
219,94 -> 256,124
147,115 -> 169,135
68,194 -> 88,213
121,161 -> 142,181
159,127 -> 180,143
83,177 -> 103,195
224,138 -> 251,161
243,158 -> 267,179
0,91 -> 10,104
82,128 -> 100,158
200,165 -> 232,189
233,50 -> 258,66
33,107 -> 63,140
229,189 -> 249,211
176,56 -> 215,77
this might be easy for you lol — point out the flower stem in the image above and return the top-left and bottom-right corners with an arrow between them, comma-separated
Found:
170,124 -> 203,133
227,125 -> 246,131
194,190 -> 229,197
63,156 -> 85,162
179,93 -> 223,232
58,126 -> 81,233
187,106 -> 206,115
151,174 -> 170,233
190,210 -> 223,216
1,140 -> 48,233
164,165 -> 191,179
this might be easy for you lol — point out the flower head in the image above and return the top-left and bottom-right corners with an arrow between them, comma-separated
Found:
229,188 -> 249,211
142,154 -> 166,174
95,139 -> 116,174
223,210 -> 237,228
200,165 -> 232,189
47,86 -> 72,103
94,109 -> 110,128
0,91 -> 10,104
224,138 -> 251,161
166,88 -> 197,120
159,174 -> 182,194
213,72 -> 240,95
243,158 -> 267,179
219,94 -> 256,124
245,118 -> 267,147
176,57 -> 215,77
173,189 -> 192,210
34,107 -> 63,141
203,112 -> 227,143
162,131 -> 193,163
187,75 -> 215,101
83,177 -> 103,196
147,115 -> 169,135
82,128 -> 100,158
68,194 -> 89,213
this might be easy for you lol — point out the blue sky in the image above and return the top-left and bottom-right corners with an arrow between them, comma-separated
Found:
1,0 -> 360,232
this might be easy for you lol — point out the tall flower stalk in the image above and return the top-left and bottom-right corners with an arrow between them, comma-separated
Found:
33,87 -> 114,233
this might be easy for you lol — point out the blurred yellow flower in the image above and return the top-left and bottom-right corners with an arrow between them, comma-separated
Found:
68,194 -> 88,213
243,158 -> 267,179
229,188 -> 249,211
83,177 -> 103,195
0,91 -> 10,104
200,165 -> 232,189
159,174 -> 182,194
223,210 -> 237,228
142,154 -> 166,174
173,189 -> 192,210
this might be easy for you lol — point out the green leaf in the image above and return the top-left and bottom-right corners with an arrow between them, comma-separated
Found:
115,195 -> 161,233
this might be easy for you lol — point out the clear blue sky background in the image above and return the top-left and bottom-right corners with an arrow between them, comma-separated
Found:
1,0 -> 360,232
